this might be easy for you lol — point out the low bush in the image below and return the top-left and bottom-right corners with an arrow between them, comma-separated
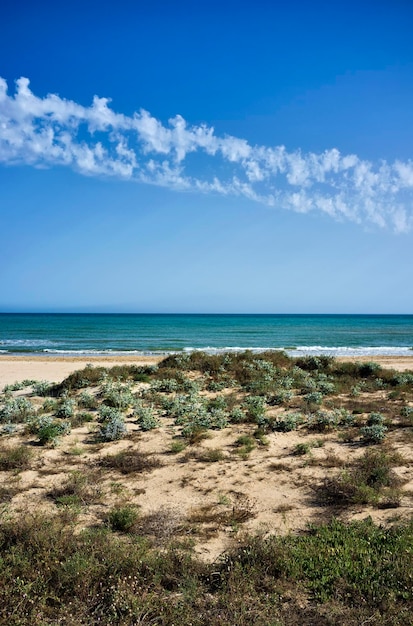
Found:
320,449 -> 402,507
98,415 -> 127,441
107,505 -> 139,532
134,405 -> 159,431
32,380 -> 52,396
27,416 -> 71,446
360,424 -> 387,444
0,397 -> 35,423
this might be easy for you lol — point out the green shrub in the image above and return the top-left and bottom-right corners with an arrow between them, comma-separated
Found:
243,395 -> 266,421
320,449 -> 400,506
228,407 -> 246,423
28,416 -> 71,446
107,505 -> 139,532
273,412 -> 302,432
268,389 -> 293,406
304,391 -> 324,407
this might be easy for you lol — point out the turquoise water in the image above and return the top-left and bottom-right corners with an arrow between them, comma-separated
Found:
0,313 -> 412,357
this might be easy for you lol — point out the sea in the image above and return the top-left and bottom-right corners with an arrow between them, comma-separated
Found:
0,313 -> 412,358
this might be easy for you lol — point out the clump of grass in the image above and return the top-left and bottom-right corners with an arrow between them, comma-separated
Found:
319,449 -> 403,507
198,448 -> 225,462
70,411 -> 94,427
49,470 -> 102,506
98,448 -> 162,474
136,506 -> 184,545
168,440 -> 187,454
0,444 -> 33,471
293,442 -> 312,456
106,505 -> 139,532
235,434 -> 256,458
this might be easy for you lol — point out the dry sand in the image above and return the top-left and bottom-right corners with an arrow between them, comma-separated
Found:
0,355 -> 162,388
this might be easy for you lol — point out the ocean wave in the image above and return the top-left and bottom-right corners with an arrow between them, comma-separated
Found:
0,345 -> 411,358
0,339 -> 59,347
288,346 -> 413,357
42,349 -> 171,356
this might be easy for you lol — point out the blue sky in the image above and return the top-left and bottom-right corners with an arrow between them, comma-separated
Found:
1,0 -> 413,313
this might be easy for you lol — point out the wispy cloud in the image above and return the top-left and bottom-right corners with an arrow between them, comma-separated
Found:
1,76 -> 412,232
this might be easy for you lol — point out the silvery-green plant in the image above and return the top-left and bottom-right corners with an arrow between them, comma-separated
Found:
32,380 -> 52,396
360,424 -> 387,444
395,373 -> 413,386
229,407 -> 246,423
1,423 -> 17,435
77,391 -> 98,410
134,405 -> 159,431
307,410 -> 339,432
150,378 -> 179,393
56,398 -> 76,419
98,415 -> 127,441
0,397 -> 35,423
367,412 -> 385,426
333,408 -> 355,427
269,389 -> 293,405
28,416 -> 71,446
102,382 -> 134,409
401,406 -> 413,418
243,395 -> 266,421
304,391 -> 324,406
273,412 -> 303,432
208,408 -> 229,430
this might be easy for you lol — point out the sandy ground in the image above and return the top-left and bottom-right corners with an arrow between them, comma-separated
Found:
1,353 -> 413,562
0,355 -> 162,388
0,354 -> 412,389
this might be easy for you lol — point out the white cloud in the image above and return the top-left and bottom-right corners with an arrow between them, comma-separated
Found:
0,76 -> 413,232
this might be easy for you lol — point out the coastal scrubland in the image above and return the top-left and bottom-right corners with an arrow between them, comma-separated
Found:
1,351 -> 413,624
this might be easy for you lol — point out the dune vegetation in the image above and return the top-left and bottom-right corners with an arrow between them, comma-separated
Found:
1,351 -> 413,624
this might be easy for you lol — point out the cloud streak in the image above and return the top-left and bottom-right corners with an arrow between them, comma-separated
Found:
1,76 -> 412,232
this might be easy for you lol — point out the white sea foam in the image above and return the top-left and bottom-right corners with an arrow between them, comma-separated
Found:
0,339 -> 58,347
287,346 -> 413,357
1,345 -> 411,358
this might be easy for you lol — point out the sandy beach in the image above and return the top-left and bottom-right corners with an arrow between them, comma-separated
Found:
0,353 -> 412,388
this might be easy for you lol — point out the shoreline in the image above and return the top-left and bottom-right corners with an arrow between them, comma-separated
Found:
1,353 -> 413,388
